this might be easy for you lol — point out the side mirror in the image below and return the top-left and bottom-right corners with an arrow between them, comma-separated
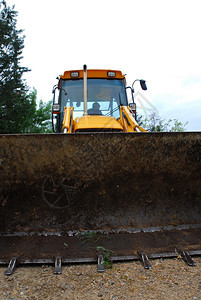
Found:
132,79 -> 147,92
140,80 -> 147,90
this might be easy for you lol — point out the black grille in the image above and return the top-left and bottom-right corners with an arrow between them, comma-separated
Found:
75,128 -> 123,133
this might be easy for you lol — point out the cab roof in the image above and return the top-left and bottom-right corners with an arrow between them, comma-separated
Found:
60,69 -> 125,80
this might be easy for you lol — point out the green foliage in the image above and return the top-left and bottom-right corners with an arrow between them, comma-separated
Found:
79,231 -> 111,245
141,112 -> 188,132
25,88 -> 52,133
79,232 -> 99,245
0,0 -> 31,133
96,246 -> 114,269
0,1 -> 52,134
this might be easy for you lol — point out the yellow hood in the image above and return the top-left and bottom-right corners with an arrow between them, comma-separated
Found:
74,115 -> 123,132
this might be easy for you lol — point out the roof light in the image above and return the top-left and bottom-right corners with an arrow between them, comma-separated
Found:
107,71 -> 116,77
70,71 -> 79,77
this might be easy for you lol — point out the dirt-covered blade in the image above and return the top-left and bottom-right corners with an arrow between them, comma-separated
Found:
1,132 -> 201,231
0,132 -> 201,263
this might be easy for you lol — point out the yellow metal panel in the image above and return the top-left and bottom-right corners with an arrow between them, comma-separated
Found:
73,115 -> 123,132
120,106 -> 147,132
62,106 -> 73,133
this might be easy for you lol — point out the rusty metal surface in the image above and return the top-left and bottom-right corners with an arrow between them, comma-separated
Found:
0,132 -> 201,262
0,227 -> 200,264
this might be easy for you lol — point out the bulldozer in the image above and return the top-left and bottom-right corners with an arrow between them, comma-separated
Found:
0,65 -> 201,274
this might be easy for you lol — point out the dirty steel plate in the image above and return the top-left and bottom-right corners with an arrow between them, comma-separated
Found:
0,132 -> 201,264
0,227 -> 201,264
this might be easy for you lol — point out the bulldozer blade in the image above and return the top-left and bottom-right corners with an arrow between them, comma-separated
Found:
0,132 -> 201,266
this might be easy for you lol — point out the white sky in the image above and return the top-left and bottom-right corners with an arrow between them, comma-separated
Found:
5,0 -> 201,130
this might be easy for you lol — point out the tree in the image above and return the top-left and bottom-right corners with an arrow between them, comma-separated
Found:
0,0 -> 33,133
141,112 -> 188,132
25,88 -> 52,133
0,1 -> 53,133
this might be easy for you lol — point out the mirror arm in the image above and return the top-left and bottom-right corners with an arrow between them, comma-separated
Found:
52,85 -> 58,94
132,79 -> 147,92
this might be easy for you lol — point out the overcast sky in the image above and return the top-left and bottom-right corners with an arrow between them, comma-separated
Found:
5,0 -> 201,131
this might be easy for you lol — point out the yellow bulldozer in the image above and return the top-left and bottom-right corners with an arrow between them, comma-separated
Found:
0,65 -> 200,274
52,65 -> 146,134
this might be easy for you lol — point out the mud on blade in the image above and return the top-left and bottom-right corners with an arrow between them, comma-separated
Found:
0,132 -> 201,262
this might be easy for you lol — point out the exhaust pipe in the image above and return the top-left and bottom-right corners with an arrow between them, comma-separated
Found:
83,64 -> 87,115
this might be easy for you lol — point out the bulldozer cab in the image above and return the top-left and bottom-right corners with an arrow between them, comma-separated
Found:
52,70 -> 128,132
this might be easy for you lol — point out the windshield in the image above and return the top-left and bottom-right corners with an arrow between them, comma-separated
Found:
59,78 -> 127,120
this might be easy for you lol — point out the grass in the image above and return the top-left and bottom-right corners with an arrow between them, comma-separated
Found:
96,246 -> 114,269
79,231 -> 111,245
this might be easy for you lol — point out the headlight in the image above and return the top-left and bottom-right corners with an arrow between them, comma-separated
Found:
70,72 -> 79,77
107,71 -> 116,77
53,104 -> 60,113
129,103 -> 136,110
